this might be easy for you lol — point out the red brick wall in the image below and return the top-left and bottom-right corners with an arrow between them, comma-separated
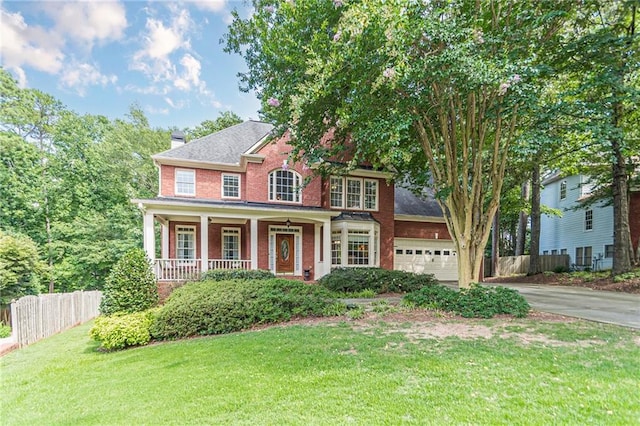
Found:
160,165 -> 223,199
394,220 -> 451,240
630,191 -> 640,254
372,180 -> 395,270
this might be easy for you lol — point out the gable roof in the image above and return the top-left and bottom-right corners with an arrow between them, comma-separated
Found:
394,186 -> 443,218
153,121 -> 274,165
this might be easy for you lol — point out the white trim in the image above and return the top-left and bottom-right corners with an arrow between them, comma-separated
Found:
331,220 -> 380,267
268,225 -> 302,276
268,169 -> 303,204
250,219 -> 258,270
201,215 -> 209,271
221,173 -> 241,199
330,176 -> 379,212
143,212 -> 155,261
175,168 -> 195,196
394,214 -> 446,223
161,222 -> 169,258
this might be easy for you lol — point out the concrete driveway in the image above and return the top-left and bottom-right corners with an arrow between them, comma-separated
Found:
490,283 -> 640,329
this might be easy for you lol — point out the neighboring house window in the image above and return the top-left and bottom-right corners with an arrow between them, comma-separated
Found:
560,181 -> 567,200
560,249 -> 567,255
604,244 -> 614,258
176,226 -> 196,259
222,174 -> 240,199
575,246 -> 592,266
269,169 -> 301,203
551,249 -> 558,255
330,176 -> 344,208
580,176 -> 594,197
585,209 -> 593,231
331,231 -> 342,265
346,178 -> 362,209
222,228 -> 240,260
330,176 -> 379,211
175,169 -> 195,196
543,250 -> 549,255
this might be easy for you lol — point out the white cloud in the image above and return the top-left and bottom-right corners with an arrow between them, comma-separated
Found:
0,9 -> 65,74
44,1 -> 127,47
145,105 -> 170,115
60,62 -> 118,96
187,0 -> 227,13
164,97 -> 187,109
174,54 -> 202,91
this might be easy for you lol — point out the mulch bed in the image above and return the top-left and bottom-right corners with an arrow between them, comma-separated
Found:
484,273 -> 640,294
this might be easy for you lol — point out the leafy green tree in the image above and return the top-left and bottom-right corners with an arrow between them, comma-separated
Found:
186,111 -> 243,140
0,230 -> 44,304
226,0 -> 569,288
99,248 -> 158,315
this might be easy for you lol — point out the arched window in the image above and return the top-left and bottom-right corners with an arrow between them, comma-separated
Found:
269,169 -> 302,203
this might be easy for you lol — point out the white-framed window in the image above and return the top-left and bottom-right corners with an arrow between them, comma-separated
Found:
329,176 -> 379,211
222,174 -> 240,199
560,181 -> 567,200
222,228 -> 240,260
585,209 -> 593,231
560,248 -> 567,255
269,169 -> 302,203
580,176 -> 594,197
551,249 -> 558,255
176,226 -> 196,259
331,221 -> 380,267
175,169 -> 195,196
330,176 -> 344,208
331,231 -> 342,265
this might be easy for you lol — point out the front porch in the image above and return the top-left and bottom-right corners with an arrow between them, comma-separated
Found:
136,198 -> 338,282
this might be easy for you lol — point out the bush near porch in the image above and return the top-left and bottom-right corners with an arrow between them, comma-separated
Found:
318,267 -> 440,294
150,278 -> 338,340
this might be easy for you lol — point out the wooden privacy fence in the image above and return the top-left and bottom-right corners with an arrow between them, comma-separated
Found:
10,291 -> 102,348
485,255 -> 570,277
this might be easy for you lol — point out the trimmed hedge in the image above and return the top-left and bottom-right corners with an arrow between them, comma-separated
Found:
151,279 -> 337,339
318,268 -> 440,294
404,284 -> 530,318
199,269 -> 275,282
90,309 -> 158,350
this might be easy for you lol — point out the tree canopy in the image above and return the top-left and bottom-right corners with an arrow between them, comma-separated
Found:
226,0 -> 571,288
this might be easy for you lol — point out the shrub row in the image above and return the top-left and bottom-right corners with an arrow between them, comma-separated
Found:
199,269 -> 275,282
318,268 -> 439,294
404,284 -> 530,318
150,278 -> 337,340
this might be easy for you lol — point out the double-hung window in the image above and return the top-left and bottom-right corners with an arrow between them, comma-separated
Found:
222,228 -> 240,260
175,169 -> 195,196
330,176 -> 378,211
575,246 -> 592,266
269,170 -> 302,203
585,209 -> 593,231
222,174 -> 240,199
559,181 -> 567,200
176,226 -> 196,259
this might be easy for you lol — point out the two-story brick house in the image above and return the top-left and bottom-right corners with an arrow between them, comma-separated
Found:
133,121 -> 457,289
540,173 -> 640,270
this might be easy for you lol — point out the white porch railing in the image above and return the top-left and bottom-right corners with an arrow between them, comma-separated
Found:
154,258 -> 252,281
208,259 -> 252,270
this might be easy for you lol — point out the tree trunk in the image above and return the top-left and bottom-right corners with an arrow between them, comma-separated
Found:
516,180 -> 530,256
611,105 -> 633,275
491,209 -> 500,277
528,164 -> 542,275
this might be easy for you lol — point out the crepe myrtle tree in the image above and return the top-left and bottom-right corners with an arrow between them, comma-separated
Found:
226,0 -> 568,288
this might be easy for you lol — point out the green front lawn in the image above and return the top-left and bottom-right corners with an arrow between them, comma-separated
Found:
2,318 -> 639,424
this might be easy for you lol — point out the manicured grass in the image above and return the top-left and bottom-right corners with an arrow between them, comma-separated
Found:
2,318 -> 639,425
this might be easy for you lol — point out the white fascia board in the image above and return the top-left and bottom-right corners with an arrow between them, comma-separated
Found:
348,169 -> 393,179
152,156 -> 245,172
394,214 -> 446,223
245,133 -> 275,155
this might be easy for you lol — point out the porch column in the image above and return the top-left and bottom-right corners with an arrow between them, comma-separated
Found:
314,224 -> 321,277
161,222 -> 169,259
200,215 -> 209,272
322,218 -> 332,278
143,212 -> 155,262
250,218 -> 258,270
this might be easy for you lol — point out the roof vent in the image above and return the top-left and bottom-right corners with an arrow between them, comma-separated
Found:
170,131 -> 186,149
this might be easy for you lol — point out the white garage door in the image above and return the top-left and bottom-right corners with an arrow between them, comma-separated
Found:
394,238 -> 458,281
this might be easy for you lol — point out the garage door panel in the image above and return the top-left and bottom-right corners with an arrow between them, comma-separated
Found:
394,238 -> 458,281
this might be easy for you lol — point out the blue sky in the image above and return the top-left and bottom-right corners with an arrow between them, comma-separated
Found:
0,0 -> 261,130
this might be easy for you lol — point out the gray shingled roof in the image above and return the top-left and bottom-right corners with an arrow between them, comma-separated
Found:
394,186 -> 443,217
154,121 -> 274,164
